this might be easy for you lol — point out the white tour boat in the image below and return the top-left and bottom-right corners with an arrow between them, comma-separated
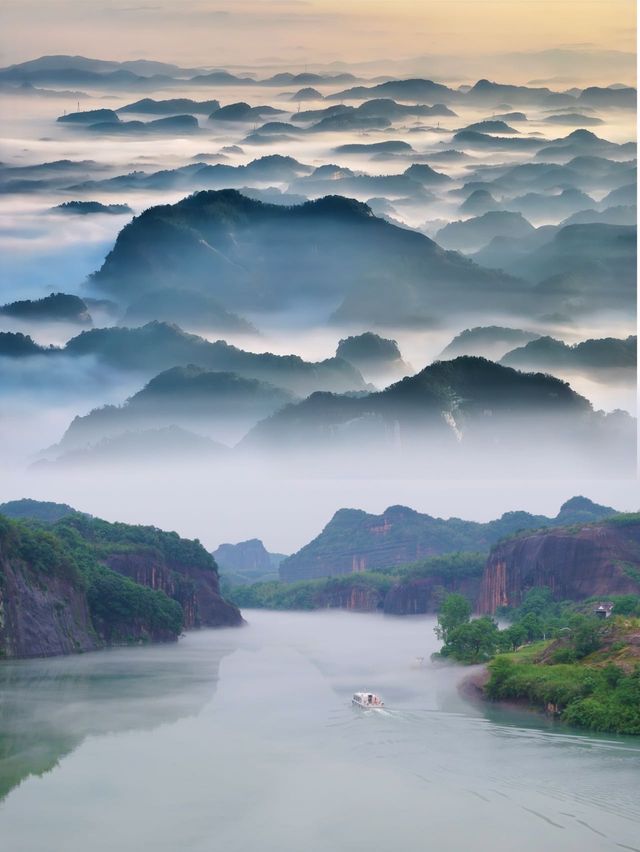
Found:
352,692 -> 384,709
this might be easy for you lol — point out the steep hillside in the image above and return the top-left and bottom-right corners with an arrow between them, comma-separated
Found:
280,497 -> 617,582
0,507 -> 242,658
229,552 -> 485,614
0,498 -> 80,523
54,366 -> 295,452
214,538 -> 286,586
63,322 -> 366,395
90,189 -> 523,325
241,357 -> 633,477
478,516 -> 640,613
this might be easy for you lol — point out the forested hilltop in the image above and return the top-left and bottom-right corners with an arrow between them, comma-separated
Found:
279,497 -> 617,582
0,502 -> 241,658
229,510 -> 640,616
228,552 -> 484,613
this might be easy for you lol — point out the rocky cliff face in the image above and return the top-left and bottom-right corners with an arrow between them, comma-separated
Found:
313,584 -> 385,612
0,508 -> 243,659
280,506 -> 448,581
0,551 -> 98,658
103,551 -> 242,628
478,520 -> 640,613
280,498 -> 617,582
213,538 -> 285,585
384,575 -> 482,615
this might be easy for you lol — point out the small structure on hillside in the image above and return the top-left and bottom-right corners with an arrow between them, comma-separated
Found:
593,602 -> 614,619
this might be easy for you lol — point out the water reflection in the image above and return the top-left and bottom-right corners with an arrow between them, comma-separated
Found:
0,611 -> 638,852
0,634 -> 233,799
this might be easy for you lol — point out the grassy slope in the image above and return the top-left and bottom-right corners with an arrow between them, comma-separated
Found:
485,617 -> 640,735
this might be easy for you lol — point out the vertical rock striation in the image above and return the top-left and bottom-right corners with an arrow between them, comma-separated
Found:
478,520 -> 640,613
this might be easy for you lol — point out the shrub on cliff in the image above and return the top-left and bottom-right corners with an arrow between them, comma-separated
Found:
55,514 -> 217,573
0,513 -> 187,647
86,563 -> 183,638
0,514 -> 83,587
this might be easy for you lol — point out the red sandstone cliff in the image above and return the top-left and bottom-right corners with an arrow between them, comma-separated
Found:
478,520 -> 640,613
104,551 -> 242,628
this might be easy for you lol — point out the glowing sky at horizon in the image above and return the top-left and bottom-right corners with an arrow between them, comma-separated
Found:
1,0 -> 636,84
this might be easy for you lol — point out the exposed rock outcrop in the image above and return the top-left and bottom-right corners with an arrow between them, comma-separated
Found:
0,507 -> 243,658
0,549 -> 98,658
384,575 -> 482,615
103,550 -> 241,628
213,538 -> 285,585
280,498 -> 618,582
478,519 -> 640,613
315,584 -> 384,612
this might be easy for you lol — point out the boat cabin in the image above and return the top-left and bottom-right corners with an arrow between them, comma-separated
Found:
352,692 -> 384,708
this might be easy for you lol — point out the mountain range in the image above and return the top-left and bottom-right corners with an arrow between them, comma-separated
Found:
89,189 -> 523,325
500,335 -> 636,373
214,539 -> 286,586
51,365 -> 295,452
279,496 -> 618,581
239,356 -> 634,477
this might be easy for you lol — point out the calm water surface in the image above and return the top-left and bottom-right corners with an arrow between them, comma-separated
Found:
0,610 -> 638,852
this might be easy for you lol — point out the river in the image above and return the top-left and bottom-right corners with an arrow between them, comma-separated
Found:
0,610 -> 638,852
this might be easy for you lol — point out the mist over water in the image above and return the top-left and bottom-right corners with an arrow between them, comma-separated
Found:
0,611 -> 638,851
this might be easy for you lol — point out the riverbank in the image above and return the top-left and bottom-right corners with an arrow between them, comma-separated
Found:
458,662 -> 559,721
458,621 -> 640,735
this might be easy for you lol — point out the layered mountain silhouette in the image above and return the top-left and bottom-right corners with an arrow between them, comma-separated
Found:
87,115 -> 200,135
51,365 -> 296,452
504,189 -> 596,222
0,331 -> 50,356
560,206 -> 636,227
280,496 -> 619,581
58,109 -> 200,134
439,327 -> 541,360
121,289 -> 257,335
436,211 -> 535,252
326,79 -> 458,103
90,190 -> 523,326
333,140 -> 414,155
58,108 -> 119,124
239,356 -> 634,477
61,322 -> 367,395
209,102 -> 285,122
544,113 -> 604,126
500,335 -> 636,374
117,97 -> 220,115
37,426 -> 229,468
473,223 -> 636,314
213,539 -> 286,585
52,201 -> 132,215
0,292 -> 92,325
293,99 -> 455,124
335,332 -> 412,383
291,87 -> 322,101
459,120 -> 518,134
67,155 -> 312,193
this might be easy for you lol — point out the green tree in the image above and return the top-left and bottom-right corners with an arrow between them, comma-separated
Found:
569,615 -> 603,659
518,611 -> 545,642
501,622 -> 527,651
435,593 -> 471,643
518,586 -> 554,617
443,617 -> 501,663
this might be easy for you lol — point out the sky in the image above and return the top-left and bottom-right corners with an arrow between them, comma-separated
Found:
1,0 -> 636,83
